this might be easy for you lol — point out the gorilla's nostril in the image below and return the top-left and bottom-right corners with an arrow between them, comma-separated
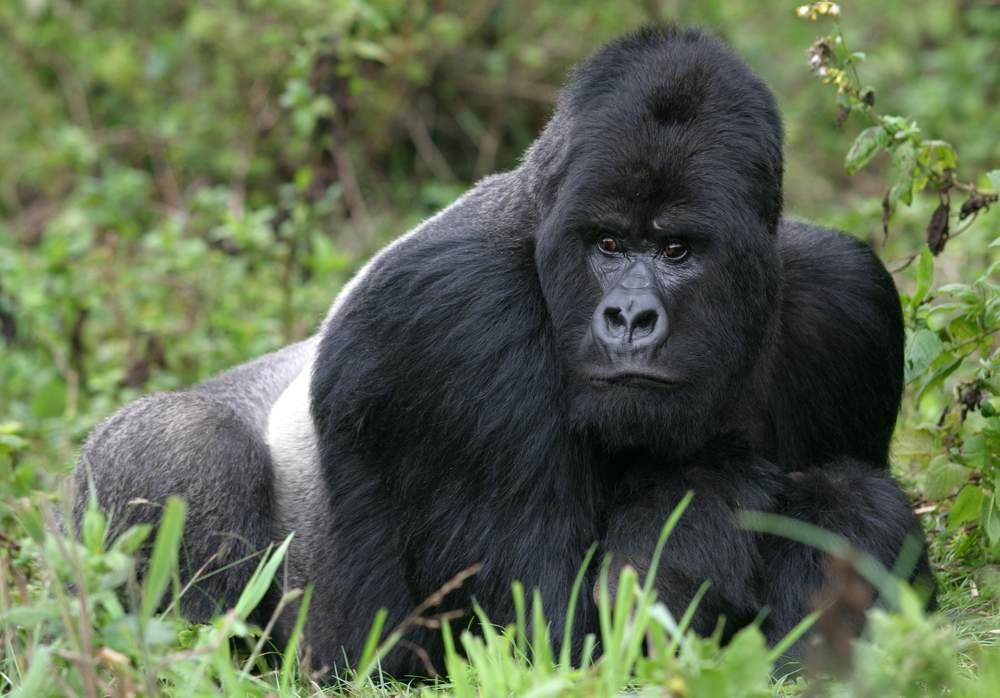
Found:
604,307 -> 627,337
631,310 -> 657,340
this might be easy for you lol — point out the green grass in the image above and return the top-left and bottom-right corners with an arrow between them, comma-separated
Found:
3,484 -> 1000,697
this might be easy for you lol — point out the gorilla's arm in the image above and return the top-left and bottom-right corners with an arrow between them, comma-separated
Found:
765,220 -> 905,468
602,442 -> 783,640
760,223 -> 934,632
604,456 -> 930,649
604,223 -> 929,646
758,461 -> 933,646
306,178 -> 602,674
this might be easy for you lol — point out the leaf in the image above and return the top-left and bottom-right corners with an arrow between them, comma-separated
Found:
983,495 -> 1000,546
926,200 -> 951,255
845,126 -> 889,175
8,646 -> 52,698
17,506 -> 45,543
904,329 -> 944,383
920,140 -> 958,177
712,626 -> 771,694
910,248 -> 934,312
883,141 -> 919,233
948,485 -> 984,531
987,169 -> 1000,192
110,523 -> 153,555
1,603 -> 63,628
350,39 -> 390,63
881,190 -> 893,238
82,497 -> 107,554
959,192 -> 998,220
915,351 -> 962,404
30,376 -> 67,419
924,456 -> 971,500
234,533 -> 293,619
959,434 -> 990,472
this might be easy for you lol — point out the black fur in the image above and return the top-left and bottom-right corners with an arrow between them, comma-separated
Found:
73,26 -> 933,677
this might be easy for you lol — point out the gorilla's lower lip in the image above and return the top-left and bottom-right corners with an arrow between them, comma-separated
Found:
588,371 -> 685,388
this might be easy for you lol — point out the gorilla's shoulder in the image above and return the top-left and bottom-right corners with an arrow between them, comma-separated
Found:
352,173 -> 540,313
317,172 -> 547,389
778,219 -> 894,290
768,218 -> 903,466
776,217 -> 902,353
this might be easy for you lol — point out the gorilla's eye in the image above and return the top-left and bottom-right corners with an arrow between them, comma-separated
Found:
597,237 -> 622,255
661,240 -> 689,261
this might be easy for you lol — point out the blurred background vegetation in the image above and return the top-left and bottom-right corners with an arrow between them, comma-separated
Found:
1,0 -> 999,629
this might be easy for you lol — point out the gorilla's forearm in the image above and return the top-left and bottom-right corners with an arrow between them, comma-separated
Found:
603,455 -> 931,649
601,446 -> 783,638
757,461 -> 934,645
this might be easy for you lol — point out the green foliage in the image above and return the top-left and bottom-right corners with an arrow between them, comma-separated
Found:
0,492 -> 296,695
797,2 -> 1000,574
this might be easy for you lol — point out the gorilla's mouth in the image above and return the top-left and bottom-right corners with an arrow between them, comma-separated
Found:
588,370 -> 685,389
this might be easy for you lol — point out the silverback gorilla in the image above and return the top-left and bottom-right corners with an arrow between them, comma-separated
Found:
73,26 -> 933,676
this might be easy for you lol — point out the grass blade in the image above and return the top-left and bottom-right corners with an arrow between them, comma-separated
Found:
141,496 -> 187,620
559,544 -> 596,669
353,607 -> 389,681
767,609 -> 819,663
642,490 -> 694,597
234,533 -> 293,619
279,583 -> 314,693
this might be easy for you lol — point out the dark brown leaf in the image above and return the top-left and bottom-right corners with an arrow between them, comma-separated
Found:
835,105 -> 850,129
958,380 -> 985,420
805,555 -> 873,680
881,190 -> 892,239
959,192 -> 998,220
926,200 -> 950,255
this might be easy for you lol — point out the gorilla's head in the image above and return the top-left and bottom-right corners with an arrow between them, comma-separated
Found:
527,27 -> 784,458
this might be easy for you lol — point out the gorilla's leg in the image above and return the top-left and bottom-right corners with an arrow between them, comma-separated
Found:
758,461 -> 934,647
73,391 -> 275,622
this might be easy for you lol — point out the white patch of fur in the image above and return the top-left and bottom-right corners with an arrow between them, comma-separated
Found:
266,342 -> 321,538
267,350 -> 318,473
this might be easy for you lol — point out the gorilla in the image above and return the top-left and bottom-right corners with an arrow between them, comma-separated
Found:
73,26 -> 933,676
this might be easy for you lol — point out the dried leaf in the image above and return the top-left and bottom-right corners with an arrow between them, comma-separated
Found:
835,105 -> 850,129
805,555 -> 873,679
926,200 -> 950,255
959,192 -> 998,220
881,190 -> 892,239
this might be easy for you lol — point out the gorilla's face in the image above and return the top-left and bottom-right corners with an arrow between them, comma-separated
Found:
534,122 -> 782,458
526,29 -> 785,458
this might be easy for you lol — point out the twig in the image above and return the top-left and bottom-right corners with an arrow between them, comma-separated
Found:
239,588 -> 305,676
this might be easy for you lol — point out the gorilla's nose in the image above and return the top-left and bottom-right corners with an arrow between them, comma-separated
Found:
592,288 -> 668,353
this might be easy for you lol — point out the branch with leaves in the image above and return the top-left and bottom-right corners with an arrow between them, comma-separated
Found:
797,1 -> 998,261
798,2 -> 1000,562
